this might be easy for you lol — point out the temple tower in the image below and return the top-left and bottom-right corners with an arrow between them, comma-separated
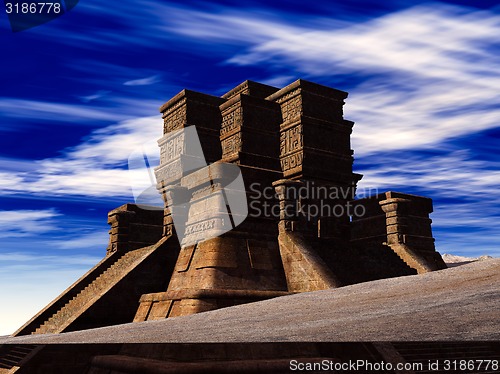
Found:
135,81 -> 290,320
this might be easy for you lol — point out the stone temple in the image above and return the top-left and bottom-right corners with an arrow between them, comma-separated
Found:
11,79 -> 447,337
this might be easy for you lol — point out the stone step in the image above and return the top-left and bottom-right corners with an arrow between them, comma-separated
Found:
0,357 -> 18,366
8,347 -> 34,354
33,247 -> 153,334
36,257 -> 131,333
0,345 -> 40,371
4,352 -> 24,361
34,257 -> 129,333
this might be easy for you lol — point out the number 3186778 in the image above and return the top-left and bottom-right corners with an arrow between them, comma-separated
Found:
5,3 -> 62,14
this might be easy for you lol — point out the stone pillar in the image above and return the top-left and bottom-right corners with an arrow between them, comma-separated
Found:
219,93 -> 282,170
161,186 -> 189,239
273,179 -> 304,233
217,80 -> 284,236
159,89 -> 226,164
273,180 -> 341,291
107,208 -> 135,254
106,204 -> 163,255
379,192 -> 447,272
379,197 -> 412,246
267,80 -> 364,286
379,192 -> 435,250
267,79 -> 362,186
267,79 -> 362,240
155,90 -> 226,240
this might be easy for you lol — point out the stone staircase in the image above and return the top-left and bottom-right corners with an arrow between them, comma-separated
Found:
393,342 -> 499,373
33,246 -> 156,335
386,242 -> 447,274
0,345 -> 41,373
369,243 -> 418,277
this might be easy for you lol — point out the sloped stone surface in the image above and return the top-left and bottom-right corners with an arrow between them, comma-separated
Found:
2,259 -> 498,344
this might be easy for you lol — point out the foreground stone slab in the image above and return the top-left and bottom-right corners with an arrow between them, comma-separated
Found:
2,259 -> 498,344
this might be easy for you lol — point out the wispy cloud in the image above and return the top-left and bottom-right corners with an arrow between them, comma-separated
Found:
0,116 -> 162,198
357,149 -> 500,195
0,173 -> 25,190
163,4 -> 500,154
0,98 -> 122,124
67,60 -> 172,94
0,252 -> 100,266
79,90 -> 112,103
124,75 -> 161,86
51,231 -> 108,250
0,209 -> 61,238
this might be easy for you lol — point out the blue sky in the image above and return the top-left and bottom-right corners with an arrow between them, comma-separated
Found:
0,0 -> 499,334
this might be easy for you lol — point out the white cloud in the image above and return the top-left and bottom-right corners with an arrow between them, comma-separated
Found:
258,75 -> 296,88
0,172 -> 25,190
0,252 -> 100,266
0,210 -> 61,238
0,98 -> 123,123
219,5 -> 499,81
349,83 -> 500,155
164,4 -> 500,154
79,90 -> 112,103
356,150 -> 500,196
65,116 -> 161,164
52,231 -> 108,250
0,116 -> 163,198
124,75 -> 161,86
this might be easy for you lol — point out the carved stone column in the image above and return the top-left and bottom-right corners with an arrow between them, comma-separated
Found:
161,185 -> 189,239
159,89 -> 225,164
155,89 -> 227,239
268,79 -> 362,241
219,91 -> 282,170
379,197 -> 411,246
107,209 -> 135,254
379,192 -> 447,272
273,179 -> 304,233
106,204 -> 163,255
267,79 -> 362,186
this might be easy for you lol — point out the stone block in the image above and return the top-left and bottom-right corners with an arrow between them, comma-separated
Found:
222,80 -> 279,100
